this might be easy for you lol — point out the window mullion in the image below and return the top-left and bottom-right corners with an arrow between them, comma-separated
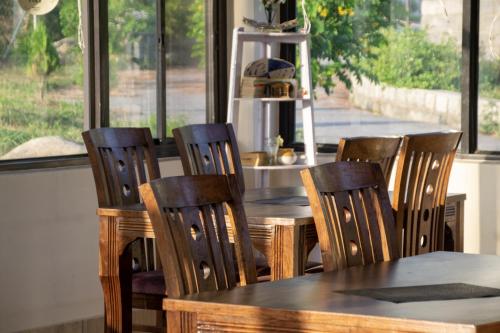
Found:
460,0 -> 480,154
156,0 -> 167,140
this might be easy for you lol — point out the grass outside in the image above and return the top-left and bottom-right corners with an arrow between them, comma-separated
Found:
0,64 -> 84,156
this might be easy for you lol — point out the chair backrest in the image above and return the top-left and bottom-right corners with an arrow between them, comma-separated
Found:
336,136 -> 402,185
301,162 -> 399,272
393,132 -> 462,257
173,123 -> 245,194
82,127 -> 160,207
139,175 -> 257,298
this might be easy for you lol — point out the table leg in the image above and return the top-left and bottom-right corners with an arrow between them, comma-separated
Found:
99,216 -> 135,333
271,225 -> 304,280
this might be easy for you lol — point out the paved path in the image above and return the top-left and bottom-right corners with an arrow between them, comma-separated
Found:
109,68 -> 500,151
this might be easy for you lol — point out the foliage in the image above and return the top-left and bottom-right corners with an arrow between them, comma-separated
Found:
187,0 -> 205,67
480,102 -> 499,137
479,58 -> 500,99
108,0 -> 156,70
300,0 -> 391,94
0,2 -> 13,53
27,21 -> 60,99
0,67 -> 83,156
365,27 -> 460,91
59,0 -> 79,38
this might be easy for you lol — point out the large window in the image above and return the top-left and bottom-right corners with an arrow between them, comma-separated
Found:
108,0 -> 206,137
294,0 -> 463,145
0,0 -> 85,160
0,0 -> 222,168
282,0 -> 499,155
478,0 -> 500,151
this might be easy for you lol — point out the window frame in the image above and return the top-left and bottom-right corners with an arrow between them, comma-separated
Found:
0,0 -> 228,171
279,0 -> 500,159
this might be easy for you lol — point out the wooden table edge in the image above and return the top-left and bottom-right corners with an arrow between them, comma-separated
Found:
163,298 -> 478,333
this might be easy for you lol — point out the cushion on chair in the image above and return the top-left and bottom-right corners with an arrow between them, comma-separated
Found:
132,270 -> 165,296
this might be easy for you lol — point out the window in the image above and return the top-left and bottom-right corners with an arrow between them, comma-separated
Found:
108,0 -> 207,138
0,0 -> 85,160
0,0 -> 225,169
281,0 -> 500,156
477,0 -> 500,151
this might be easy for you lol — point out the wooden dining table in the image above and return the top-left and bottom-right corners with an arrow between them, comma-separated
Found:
97,186 -> 465,332
165,251 -> 500,333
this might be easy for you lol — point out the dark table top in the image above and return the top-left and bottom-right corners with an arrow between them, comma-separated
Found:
166,252 -> 500,327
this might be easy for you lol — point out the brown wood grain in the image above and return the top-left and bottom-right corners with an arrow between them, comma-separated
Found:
301,162 -> 399,272
336,136 -> 402,185
165,252 -> 500,333
173,123 -> 245,194
392,132 -> 462,257
139,175 -> 257,299
82,128 -> 164,333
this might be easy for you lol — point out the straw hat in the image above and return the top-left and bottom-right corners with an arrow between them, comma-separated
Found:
18,0 -> 59,15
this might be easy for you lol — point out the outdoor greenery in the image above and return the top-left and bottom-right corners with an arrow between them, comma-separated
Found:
0,67 -> 83,155
364,27 -> 461,91
479,58 -> 500,100
301,0 -> 391,94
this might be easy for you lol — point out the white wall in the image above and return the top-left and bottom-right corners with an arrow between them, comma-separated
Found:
0,158 -> 184,333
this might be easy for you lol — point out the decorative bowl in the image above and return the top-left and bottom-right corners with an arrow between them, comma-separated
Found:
277,148 -> 297,165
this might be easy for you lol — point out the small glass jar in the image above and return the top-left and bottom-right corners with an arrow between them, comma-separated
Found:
263,137 -> 279,165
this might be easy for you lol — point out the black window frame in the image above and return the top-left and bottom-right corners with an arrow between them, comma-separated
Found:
0,0 -> 228,171
279,0 -> 500,159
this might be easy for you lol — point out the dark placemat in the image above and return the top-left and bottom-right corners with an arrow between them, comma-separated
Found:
336,283 -> 500,303
251,196 -> 310,206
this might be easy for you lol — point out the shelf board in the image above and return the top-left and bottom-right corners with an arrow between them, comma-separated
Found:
243,164 -> 313,171
238,31 -> 308,44
234,97 -> 311,102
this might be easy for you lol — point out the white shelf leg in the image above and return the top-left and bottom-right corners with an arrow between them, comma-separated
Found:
227,27 -> 244,134
300,38 -> 317,165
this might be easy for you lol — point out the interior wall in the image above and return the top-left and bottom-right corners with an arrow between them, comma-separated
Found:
0,158 -> 184,333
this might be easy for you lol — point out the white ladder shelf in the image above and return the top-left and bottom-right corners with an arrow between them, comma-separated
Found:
227,27 -> 317,168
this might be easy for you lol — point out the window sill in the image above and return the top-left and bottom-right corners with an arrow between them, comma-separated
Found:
0,141 -> 180,173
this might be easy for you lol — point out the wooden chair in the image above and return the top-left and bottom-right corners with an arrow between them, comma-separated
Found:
336,136 -> 402,185
174,123 -> 272,277
173,123 -> 245,194
393,132 -> 462,257
82,127 -> 164,332
139,175 -> 257,301
301,161 -> 400,272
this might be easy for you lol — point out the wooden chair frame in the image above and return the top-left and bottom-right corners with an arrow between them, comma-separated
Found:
82,127 -> 164,332
173,123 -> 245,194
393,132 -> 462,257
140,175 -> 257,299
301,161 -> 399,272
336,136 -> 402,185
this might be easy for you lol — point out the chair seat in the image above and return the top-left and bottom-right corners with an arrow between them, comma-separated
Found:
132,270 -> 165,296
132,256 -> 270,296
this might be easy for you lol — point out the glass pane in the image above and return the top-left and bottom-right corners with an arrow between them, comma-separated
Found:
297,0 -> 462,144
108,0 -> 157,135
164,0 -> 206,136
478,0 -> 500,151
0,1 -> 84,160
